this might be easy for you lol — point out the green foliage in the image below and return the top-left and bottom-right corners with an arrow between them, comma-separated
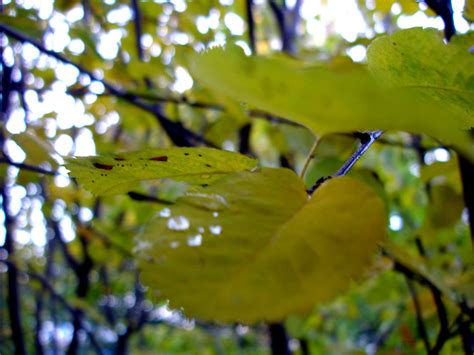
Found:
368,28 -> 474,135
1,0 -> 472,353
66,148 -> 257,195
192,29 -> 473,159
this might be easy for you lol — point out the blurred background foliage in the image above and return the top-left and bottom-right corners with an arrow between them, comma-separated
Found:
0,0 -> 473,354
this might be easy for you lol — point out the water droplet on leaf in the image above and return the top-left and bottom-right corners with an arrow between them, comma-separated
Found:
209,225 -> 222,235
187,234 -> 202,247
167,216 -> 190,231
159,208 -> 171,217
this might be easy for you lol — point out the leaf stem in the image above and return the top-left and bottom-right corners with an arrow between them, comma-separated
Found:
299,136 -> 320,179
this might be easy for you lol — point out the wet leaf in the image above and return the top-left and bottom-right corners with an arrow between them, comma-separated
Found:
137,168 -> 387,323
66,148 -> 257,196
191,30 -> 473,160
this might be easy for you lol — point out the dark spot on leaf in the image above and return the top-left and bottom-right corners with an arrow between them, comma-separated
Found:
392,42 -> 397,46
205,164 -> 212,168
149,156 -> 168,162
114,157 -> 126,161
201,184 -> 209,187
184,152 -> 189,156
198,154 -> 203,157
93,163 -> 113,170
92,180 -> 95,183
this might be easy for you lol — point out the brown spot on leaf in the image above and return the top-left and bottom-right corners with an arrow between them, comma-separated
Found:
149,156 -> 168,162
114,157 -> 126,161
93,163 -> 113,170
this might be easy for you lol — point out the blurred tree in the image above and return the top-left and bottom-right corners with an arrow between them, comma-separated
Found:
0,0 -> 473,354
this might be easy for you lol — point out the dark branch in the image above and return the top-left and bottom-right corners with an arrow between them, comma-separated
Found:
1,185 -> 26,355
406,278 -> 431,353
0,157 -> 59,176
127,191 -> 173,205
268,322 -> 291,355
425,3 -> 474,245
309,130 -> 383,193
334,130 -> 383,177
245,0 -> 256,54
0,259 -> 104,354
0,23 -> 211,147
131,0 -> 145,61
424,0 -> 455,40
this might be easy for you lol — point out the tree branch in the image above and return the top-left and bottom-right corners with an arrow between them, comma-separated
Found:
334,130 -> 383,177
1,184 -> 26,355
405,278 -> 431,353
0,259 -> 104,354
268,322 -> 291,355
424,0 -> 455,40
309,130 -> 383,193
0,23 -> 211,147
131,0 -> 145,61
0,157 -> 59,176
0,42 -> 26,355
245,0 -> 256,54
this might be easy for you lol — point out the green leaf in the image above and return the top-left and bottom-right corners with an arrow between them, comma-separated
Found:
66,148 -> 257,196
137,168 -> 387,323
191,32 -> 473,160
367,28 -> 474,130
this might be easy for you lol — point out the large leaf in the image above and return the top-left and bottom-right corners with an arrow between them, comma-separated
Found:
136,168 -> 387,323
66,148 -> 257,196
367,28 -> 474,130
191,31 -> 473,160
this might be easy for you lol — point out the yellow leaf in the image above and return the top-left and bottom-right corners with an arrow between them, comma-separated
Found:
137,168 -> 387,323
191,32 -> 473,160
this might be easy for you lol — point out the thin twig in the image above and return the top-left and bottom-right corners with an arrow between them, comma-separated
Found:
0,259 -> 104,354
406,278 -> 431,353
131,0 -> 145,61
0,157 -> 59,176
245,0 -> 256,54
333,130 -> 383,177
309,130 -> 383,193
127,191 -> 173,205
299,136 -> 320,179
0,23 -> 211,147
